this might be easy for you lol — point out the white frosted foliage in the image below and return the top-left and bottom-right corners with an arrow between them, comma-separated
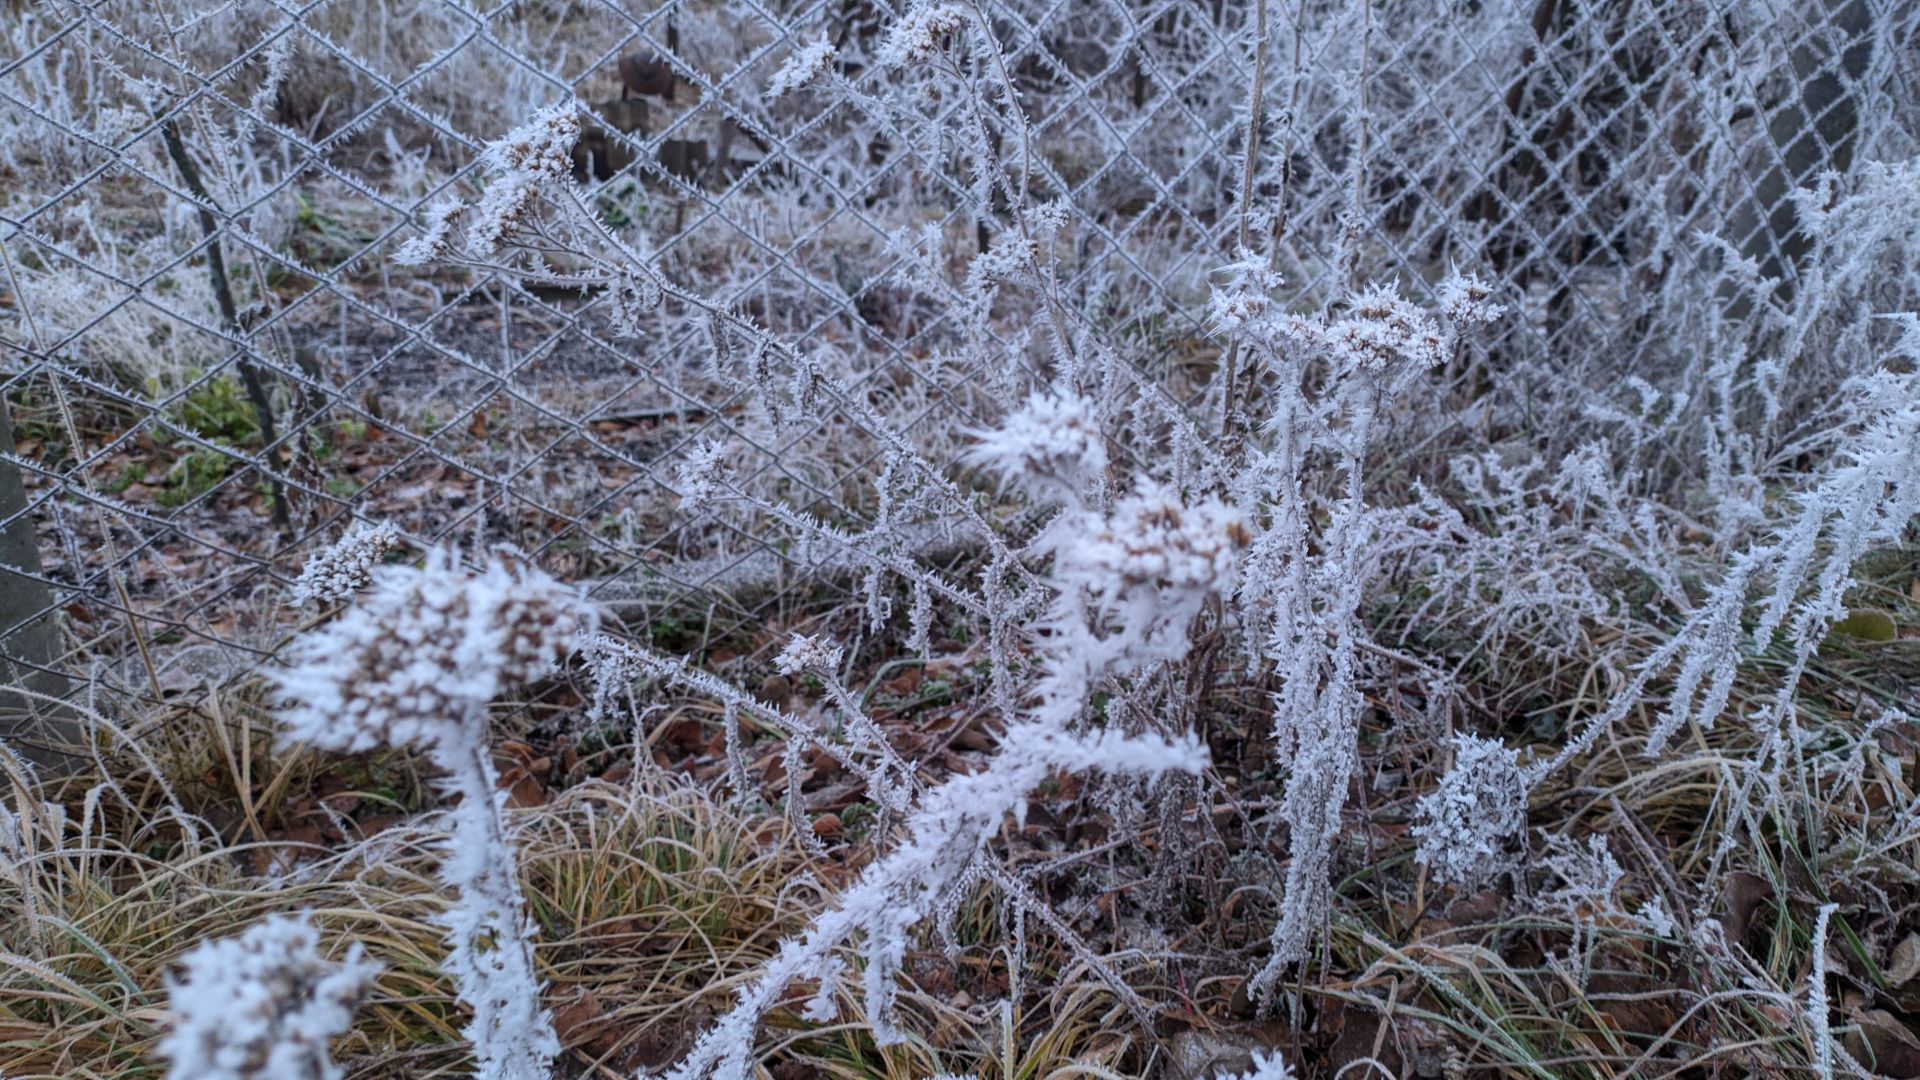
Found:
158,913 -> 379,1080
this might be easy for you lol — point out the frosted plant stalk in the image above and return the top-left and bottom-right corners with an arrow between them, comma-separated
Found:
276,549 -> 595,1080
766,38 -> 836,98
1809,902 -> 1838,1080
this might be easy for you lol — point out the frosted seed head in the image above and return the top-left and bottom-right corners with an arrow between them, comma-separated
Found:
775,633 -> 844,677
277,549 -> 597,753
483,102 -> 580,182
158,912 -> 380,1080
394,199 -> 465,267
878,3 -> 969,67
1437,272 -> 1507,327
964,391 -> 1109,504
767,38 -> 837,98
468,103 -> 580,255
289,520 -> 402,605
1056,483 -> 1250,601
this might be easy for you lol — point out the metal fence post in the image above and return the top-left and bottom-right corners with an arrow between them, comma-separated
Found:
0,397 -> 76,768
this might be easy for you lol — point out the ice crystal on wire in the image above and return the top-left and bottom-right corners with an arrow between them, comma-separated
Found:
158,913 -> 379,1080
288,520 -> 401,605
766,38 -> 836,98
1412,733 -> 1527,889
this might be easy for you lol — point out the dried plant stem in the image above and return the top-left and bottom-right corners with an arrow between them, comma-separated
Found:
157,116 -> 289,532
1219,0 -> 1271,442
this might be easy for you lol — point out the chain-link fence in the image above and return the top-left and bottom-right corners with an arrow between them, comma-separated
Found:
2,0 -> 1914,748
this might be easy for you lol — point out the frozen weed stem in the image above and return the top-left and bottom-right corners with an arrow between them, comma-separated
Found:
276,549 -> 596,1080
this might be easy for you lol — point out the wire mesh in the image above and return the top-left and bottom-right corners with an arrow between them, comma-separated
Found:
1,0 -> 1913,738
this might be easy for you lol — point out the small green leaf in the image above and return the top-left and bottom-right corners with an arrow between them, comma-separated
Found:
1827,610 -> 1898,644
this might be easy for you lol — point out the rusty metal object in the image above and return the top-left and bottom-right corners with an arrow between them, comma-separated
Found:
571,100 -> 652,183
619,52 -> 676,101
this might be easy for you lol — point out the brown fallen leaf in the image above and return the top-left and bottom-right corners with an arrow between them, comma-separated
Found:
552,991 -> 607,1047
498,765 -> 546,808
1845,1007 -> 1920,1078
757,675 -> 792,711
1590,972 -> 1679,1040
1891,935 -> 1920,987
1723,870 -> 1775,946
951,723 -> 997,753
880,666 -> 923,697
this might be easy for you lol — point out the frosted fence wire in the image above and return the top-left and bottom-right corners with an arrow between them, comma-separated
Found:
0,0 -> 1911,712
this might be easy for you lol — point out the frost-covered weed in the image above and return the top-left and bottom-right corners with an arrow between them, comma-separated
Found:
877,4 -> 971,67
468,104 -> 581,258
766,38 -> 837,98
634,469 -> 1243,1077
1234,274 -> 1511,995
158,913 -> 379,1080
278,549 -> 593,754
1221,1053 -> 1298,1080
962,391 -> 1109,504
277,549 -> 594,1080
1413,733 -> 1527,889
1540,834 -> 1626,923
